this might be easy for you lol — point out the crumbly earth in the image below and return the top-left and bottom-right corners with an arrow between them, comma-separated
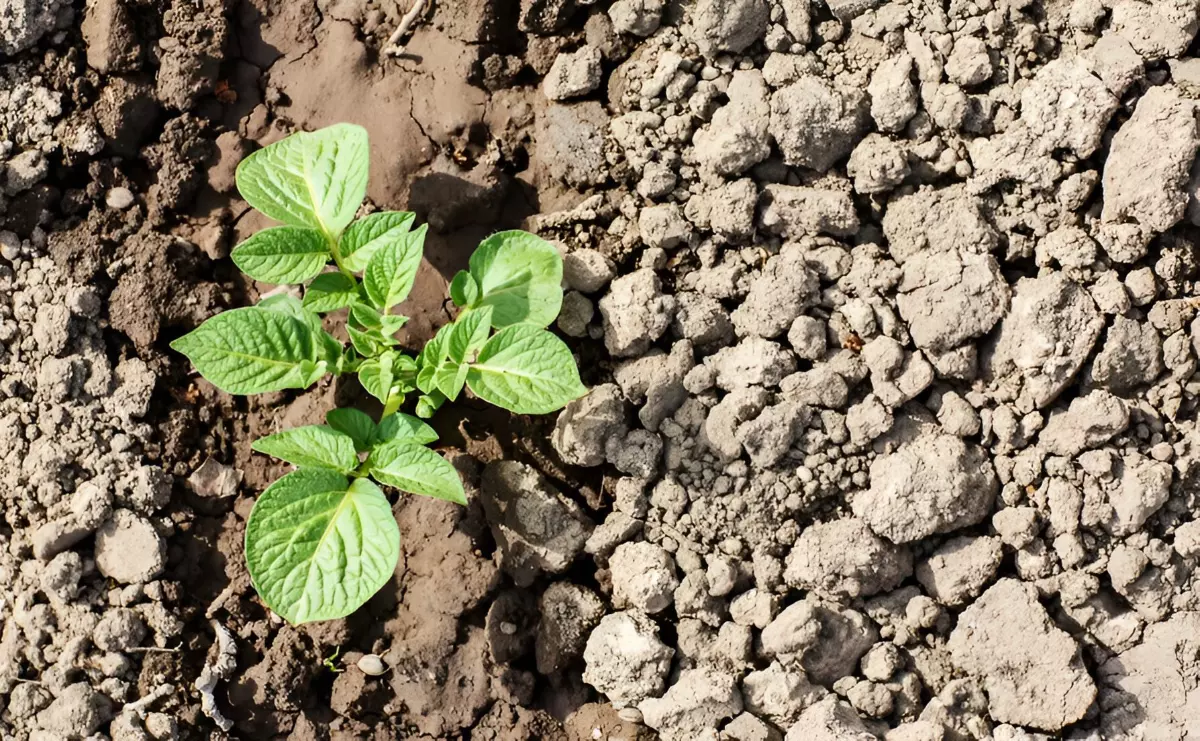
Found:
4,0 -> 1200,739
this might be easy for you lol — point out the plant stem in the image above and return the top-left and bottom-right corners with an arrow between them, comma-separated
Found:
327,234 -> 355,280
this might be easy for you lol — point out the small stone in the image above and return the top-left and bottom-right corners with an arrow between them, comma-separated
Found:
357,654 -> 386,676
544,46 -> 604,101
582,611 -> 675,708
610,541 -> 680,613
95,509 -> 166,584
609,0 -> 663,36
106,187 -> 136,210
945,36 -> 992,86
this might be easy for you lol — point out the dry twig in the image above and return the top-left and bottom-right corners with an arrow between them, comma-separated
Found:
384,0 -> 430,57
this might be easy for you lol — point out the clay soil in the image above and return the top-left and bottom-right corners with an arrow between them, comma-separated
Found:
4,0 -> 1200,740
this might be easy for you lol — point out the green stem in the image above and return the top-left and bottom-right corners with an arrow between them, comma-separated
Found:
326,233 -> 355,280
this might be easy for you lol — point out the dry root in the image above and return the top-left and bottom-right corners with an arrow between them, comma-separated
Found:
384,0 -> 430,57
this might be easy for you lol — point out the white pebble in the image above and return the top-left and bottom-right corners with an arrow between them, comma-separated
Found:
106,187 -> 135,210
357,654 -> 386,676
0,231 -> 20,262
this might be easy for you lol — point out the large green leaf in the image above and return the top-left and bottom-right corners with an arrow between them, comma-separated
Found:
245,470 -> 400,624
236,123 -> 370,238
469,231 -> 563,328
375,413 -> 438,446
252,425 -> 359,473
366,441 -> 466,504
231,226 -> 330,285
341,211 -> 416,272
326,409 -> 376,453
304,273 -> 360,313
467,325 -> 587,414
171,307 -> 323,395
364,223 -> 429,311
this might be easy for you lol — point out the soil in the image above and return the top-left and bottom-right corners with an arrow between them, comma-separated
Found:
4,0 -> 1200,740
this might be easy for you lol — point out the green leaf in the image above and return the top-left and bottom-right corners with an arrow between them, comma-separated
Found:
304,273 -> 360,313
449,306 -> 493,364
171,307 -> 323,395
364,223 -> 429,311
259,295 -> 343,369
467,325 -> 587,414
358,353 -> 395,403
380,315 -> 409,335
231,227 -> 331,285
348,325 -> 387,357
326,409 -> 376,453
236,123 -> 370,238
416,324 -> 454,394
435,362 -> 470,401
366,441 -> 466,504
415,391 -> 446,418
245,470 -> 399,624
469,230 -> 563,329
341,211 -> 417,272
349,302 -> 383,330
252,425 -> 359,473
450,270 -> 480,307
375,413 -> 438,446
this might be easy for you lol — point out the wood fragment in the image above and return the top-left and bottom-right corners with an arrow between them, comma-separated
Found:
383,0 -> 430,57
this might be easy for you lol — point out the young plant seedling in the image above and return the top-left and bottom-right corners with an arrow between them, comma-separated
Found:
172,124 -> 587,624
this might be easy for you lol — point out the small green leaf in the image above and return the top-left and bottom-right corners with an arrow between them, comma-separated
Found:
449,306 -> 493,364
252,425 -> 358,473
341,211 -> 417,272
366,441 -> 466,504
348,325 -> 387,357
469,230 -> 563,329
349,302 -> 382,330
304,273 -> 360,312
416,391 -> 446,418
358,353 -> 396,403
245,470 -> 399,624
380,315 -> 409,335
450,270 -> 480,307
467,325 -> 587,414
416,324 -> 454,394
435,362 -> 470,401
364,223 -> 429,311
259,295 -> 343,368
326,409 -> 376,453
236,123 -> 370,238
231,227 -> 331,285
171,307 -> 321,395
375,413 -> 438,445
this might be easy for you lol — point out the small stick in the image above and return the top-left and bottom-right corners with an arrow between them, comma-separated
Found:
383,0 -> 430,57
126,645 -> 183,653
124,683 -> 175,717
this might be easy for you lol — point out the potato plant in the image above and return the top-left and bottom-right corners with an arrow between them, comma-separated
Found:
172,124 -> 587,623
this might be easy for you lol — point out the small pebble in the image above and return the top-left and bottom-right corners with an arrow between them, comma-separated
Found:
0,231 -> 20,261
617,706 -> 644,723
357,654 -> 386,676
106,187 -> 135,210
